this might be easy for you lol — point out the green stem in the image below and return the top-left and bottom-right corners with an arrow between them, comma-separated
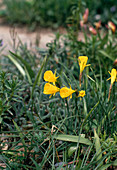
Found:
66,99 -> 71,132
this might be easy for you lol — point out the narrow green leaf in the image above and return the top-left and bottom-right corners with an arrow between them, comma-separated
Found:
99,50 -> 115,61
75,159 -> 82,170
68,146 -> 77,157
87,75 -> 95,82
81,102 -> 99,129
54,134 -> 92,145
24,66 -> 32,84
6,55 -> 25,77
42,98 -> 60,104
30,158 -> 41,169
31,55 -> 47,97
83,98 -> 87,116
94,128 -> 103,166
113,159 -> 117,166
98,159 -> 117,170
13,120 -> 26,146
98,163 -> 111,170
9,51 -> 35,79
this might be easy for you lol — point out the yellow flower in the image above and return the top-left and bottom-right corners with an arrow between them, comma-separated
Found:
78,56 -> 90,74
60,86 -> 75,99
107,68 -> 117,85
43,83 -> 60,98
78,90 -> 85,97
44,70 -> 59,85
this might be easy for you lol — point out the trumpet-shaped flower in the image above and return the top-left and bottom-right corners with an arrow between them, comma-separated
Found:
44,70 -> 59,85
107,68 -> 117,85
78,90 -> 85,97
78,56 -> 90,74
60,86 -> 75,99
43,83 -> 60,98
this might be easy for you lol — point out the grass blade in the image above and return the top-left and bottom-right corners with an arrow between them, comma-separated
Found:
94,128 -> 103,167
31,55 -> 47,97
13,120 -> 26,146
9,51 -> 35,80
99,50 -> 115,61
54,134 -> 92,145
6,55 -> 25,77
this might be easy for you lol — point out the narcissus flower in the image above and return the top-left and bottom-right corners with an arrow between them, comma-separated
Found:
60,86 -> 75,99
43,83 -> 60,98
78,90 -> 85,97
107,68 -> 117,85
78,56 -> 90,74
108,21 -> 116,33
44,70 -> 59,85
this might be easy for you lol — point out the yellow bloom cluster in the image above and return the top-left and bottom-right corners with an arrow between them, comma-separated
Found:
43,70 -> 86,99
43,58 -> 116,101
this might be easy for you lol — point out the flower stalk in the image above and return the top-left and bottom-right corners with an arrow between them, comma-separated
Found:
108,84 -> 112,101
107,68 -> 117,101
79,72 -> 82,87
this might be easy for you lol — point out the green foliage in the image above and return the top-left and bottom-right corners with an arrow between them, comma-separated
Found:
0,72 -> 23,129
1,0 -> 117,29
0,2 -> 117,169
1,0 -> 75,29
2,0 -> 32,24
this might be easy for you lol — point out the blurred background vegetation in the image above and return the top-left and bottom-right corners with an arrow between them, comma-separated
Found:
0,0 -> 117,29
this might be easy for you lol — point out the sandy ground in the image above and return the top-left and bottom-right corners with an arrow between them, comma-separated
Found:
0,23 -> 85,54
0,24 -> 56,52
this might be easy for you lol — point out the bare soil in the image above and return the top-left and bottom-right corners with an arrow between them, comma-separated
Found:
0,22 -> 85,54
0,24 -> 56,52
